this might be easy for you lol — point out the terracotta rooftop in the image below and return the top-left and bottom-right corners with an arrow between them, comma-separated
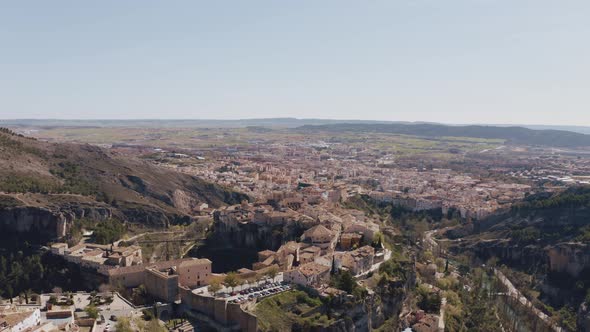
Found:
341,233 -> 362,239
83,249 -> 104,257
302,246 -> 321,253
298,262 -> 330,277
108,258 -> 194,276
304,224 -> 333,239
178,258 -> 211,268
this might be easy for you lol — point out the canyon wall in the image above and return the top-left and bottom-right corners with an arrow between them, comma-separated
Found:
0,205 -> 111,240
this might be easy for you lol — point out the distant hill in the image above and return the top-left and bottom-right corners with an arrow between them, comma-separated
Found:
296,123 -> 590,148
2,118 -> 590,134
515,125 -> 590,135
3,118 -> 589,147
0,118 -> 395,129
0,128 -> 247,238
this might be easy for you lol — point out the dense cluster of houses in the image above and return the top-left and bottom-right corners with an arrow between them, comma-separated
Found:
164,141 -> 534,222
215,193 -> 388,289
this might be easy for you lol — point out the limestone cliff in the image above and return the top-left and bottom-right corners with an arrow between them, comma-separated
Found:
0,199 -> 112,240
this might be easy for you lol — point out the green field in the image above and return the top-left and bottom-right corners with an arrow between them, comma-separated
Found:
27,127 -> 503,157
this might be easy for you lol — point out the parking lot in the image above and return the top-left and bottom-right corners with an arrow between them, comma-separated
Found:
226,282 -> 292,304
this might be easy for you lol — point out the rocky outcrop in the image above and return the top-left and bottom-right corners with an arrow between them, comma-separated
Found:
370,270 -> 416,330
547,243 -> 590,278
211,216 -> 305,250
211,222 -> 283,249
0,206 -> 68,239
172,189 -> 197,213
457,240 -> 549,270
321,264 -> 416,332
117,204 -> 181,228
0,204 -> 111,241
579,302 -> 590,332
454,240 -> 590,281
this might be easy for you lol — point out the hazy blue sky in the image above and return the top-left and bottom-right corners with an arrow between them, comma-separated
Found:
1,1 -> 589,125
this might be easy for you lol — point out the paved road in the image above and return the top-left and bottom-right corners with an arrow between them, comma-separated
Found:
494,269 -> 563,332
93,294 -> 141,332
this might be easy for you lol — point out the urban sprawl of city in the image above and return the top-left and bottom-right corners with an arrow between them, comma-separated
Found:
1,122 -> 590,332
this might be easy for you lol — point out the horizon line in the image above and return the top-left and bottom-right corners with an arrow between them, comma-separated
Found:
1,117 -> 589,129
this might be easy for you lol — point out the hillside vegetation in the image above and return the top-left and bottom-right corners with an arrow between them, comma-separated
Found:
446,187 -> 590,329
297,123 -> 590,148
0,128 -> 248,227
464,186 -> 590,245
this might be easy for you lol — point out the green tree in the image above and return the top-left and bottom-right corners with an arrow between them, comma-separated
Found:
85,305 -> 99,319
224,272 -> 239,292
132,285 -> 148,305
115,317 -> 134,332
24,289 -> 34,304
557,305 -> 577,331
265,266 -> 279,283
416,284 -> 441,313
93,219 -> 126,244
372,231 -> 384,248
146,319 -> 167,332
331,270 -> 356,294
6,285 -> 14,304
208,279 -> 222,296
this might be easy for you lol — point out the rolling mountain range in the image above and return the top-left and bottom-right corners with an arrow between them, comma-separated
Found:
4,118 -> 589,148
2,118 -> 589,134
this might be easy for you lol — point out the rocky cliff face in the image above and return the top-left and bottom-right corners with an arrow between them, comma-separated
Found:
211,216 -> 305,250
0,204 -> 112,240
0,206 -> 67,239
454,240 -> 590,282
321,268 -> 416,332
579,302 -> 590,332
211,222 -> 283,250
371,271 -> 416,330
449,188 -> 590,280
457,240 -> 549,270
445,188 -> 590,331
547,243 -> 590,278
